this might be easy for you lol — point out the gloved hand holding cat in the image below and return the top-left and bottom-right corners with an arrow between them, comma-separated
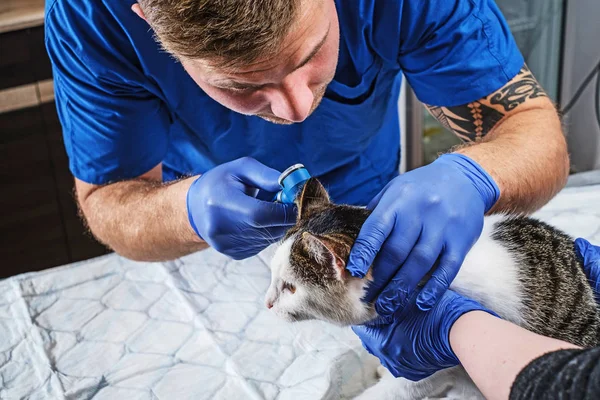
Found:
577,237 -> 600,304
351,289 -> 498,381
346,153 -> 500,315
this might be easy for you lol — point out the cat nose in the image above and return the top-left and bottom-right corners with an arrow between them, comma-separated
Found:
265,290 -> 276,309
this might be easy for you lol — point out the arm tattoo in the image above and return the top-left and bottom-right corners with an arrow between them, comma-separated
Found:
489,65 -> 547,111
426,102 -> 504,142
425,65 -> 548,142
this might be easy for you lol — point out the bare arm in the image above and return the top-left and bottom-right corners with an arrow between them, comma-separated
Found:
76,163 -> 208,261
450,311 -> 579,400
425,65 -> 569,213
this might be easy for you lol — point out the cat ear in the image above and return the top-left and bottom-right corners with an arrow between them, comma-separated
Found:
296,178 -> 331,221
302,232 -> 346,281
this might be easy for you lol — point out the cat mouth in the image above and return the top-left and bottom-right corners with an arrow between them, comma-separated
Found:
287,311 -> 312,322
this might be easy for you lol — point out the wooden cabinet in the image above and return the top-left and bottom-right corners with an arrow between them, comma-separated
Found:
0,26 -> 52,90
0,27 -> 109,279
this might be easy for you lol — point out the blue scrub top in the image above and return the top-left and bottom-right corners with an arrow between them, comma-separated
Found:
45,0 -> 523,206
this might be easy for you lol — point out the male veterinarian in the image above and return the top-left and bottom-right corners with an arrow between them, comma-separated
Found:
46,0 -> 567,326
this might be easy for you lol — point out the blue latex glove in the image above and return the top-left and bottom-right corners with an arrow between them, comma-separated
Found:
352,289 -> 497,381
346,153 -> 500,317
575,237 -> 600,304
187,157 -> 296,260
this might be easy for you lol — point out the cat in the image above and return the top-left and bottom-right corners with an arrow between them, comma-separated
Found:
265,177 -> 600,400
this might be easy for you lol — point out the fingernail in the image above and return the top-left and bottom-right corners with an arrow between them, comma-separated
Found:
349,269 -> 365,278
346,264 -> 366,278
416,294 -> 434,311
374,303 -> 395,324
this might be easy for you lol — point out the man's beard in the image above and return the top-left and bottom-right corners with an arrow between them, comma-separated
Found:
257,84 -> 327,125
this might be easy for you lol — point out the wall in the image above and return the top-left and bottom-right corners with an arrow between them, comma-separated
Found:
561,0 -> 600,172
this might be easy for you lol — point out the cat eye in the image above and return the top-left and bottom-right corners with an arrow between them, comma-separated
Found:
282,281 -> 296,294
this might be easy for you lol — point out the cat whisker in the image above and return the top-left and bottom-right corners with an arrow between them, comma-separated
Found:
252,224 -> 285,245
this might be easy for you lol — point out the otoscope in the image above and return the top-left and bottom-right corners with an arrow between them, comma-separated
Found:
274,164 -> 311,204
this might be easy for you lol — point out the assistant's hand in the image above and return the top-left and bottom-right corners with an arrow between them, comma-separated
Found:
352,289 -> 497,381
346,153 -> 500,317
187,157 -> 296,260
575,238 -> 600,304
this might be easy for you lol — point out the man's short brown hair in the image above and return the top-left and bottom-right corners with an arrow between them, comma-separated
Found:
138,0 -> 300,68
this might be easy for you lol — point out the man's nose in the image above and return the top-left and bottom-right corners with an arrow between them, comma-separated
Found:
269,80 -> 314,123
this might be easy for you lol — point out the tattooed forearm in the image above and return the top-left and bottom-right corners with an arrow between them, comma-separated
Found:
426,102 -> 504,142
425,64 -> 548,142
489,65 -> 547,111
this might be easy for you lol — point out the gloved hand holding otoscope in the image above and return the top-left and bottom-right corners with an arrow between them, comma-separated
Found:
186,158 -> 311,260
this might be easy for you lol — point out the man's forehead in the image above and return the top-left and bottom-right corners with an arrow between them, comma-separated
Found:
191,1 -> 330,82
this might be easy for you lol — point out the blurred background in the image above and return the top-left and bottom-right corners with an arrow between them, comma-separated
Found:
1,0 -> 599,277
402,0 -> 600,172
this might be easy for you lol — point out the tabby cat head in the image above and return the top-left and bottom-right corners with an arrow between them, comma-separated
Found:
265,178 -> 376,326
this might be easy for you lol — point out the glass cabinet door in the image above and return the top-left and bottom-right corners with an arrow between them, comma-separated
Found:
418,0 -> 565,166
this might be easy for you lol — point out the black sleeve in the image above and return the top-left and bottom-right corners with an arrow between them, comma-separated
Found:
509,347 -> 600,400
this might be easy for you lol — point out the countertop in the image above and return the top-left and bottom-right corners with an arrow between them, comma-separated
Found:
0,0 -> 45,34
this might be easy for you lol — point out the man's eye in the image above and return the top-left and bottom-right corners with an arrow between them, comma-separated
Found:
283,282 -> 296,294
226,86 -> 255,93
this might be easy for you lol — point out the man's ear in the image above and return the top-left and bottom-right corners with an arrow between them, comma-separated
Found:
296,178 -> 330,221
302,232 -> 346,281
131,4 -> 147,22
